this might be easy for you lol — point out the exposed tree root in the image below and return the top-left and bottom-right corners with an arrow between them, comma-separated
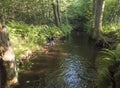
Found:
95,34 -> 119,49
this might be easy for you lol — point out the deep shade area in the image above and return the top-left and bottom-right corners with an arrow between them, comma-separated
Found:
16,32 -> 99,88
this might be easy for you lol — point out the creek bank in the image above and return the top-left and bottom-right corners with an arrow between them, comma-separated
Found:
72,30 -> 120,88
14,39 -> 68,88
17,35 -> 67,70
87,30 -> 119,49
93,34 -> 120,87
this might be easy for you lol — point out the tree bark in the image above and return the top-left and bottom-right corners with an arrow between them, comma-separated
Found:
0,58 -> 7,88
93,0 -> 105,40
0,23 -> 18,88
56,0 -> 61,25
52,0 -> 60,27
92,0 -> 96,15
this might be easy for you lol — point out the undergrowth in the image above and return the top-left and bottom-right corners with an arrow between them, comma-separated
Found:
103,22 -> 120,34
7,21 -> 72,62
96,44 -> 120,88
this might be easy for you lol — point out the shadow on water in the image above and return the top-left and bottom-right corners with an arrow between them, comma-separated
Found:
16,32 -> 99,88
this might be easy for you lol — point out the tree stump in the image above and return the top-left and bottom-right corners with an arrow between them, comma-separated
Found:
0,23 -> 18,88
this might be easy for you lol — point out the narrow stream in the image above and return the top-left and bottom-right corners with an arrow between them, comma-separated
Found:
16,32 -> 99,88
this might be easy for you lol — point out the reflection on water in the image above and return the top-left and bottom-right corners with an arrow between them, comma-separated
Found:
16,32 -> 98,88
46,55 -> 96,88
61,55 -> 94,88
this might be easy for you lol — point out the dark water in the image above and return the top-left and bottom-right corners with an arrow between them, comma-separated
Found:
17,32 -> 99,88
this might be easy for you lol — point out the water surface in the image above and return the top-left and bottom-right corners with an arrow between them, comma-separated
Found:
17,32 -> 99,88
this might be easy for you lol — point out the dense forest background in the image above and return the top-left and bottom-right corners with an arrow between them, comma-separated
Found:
0,0 -> 120,88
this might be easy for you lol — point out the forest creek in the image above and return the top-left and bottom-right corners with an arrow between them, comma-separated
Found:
0,0 -> 120,88
15,31 -> 99,88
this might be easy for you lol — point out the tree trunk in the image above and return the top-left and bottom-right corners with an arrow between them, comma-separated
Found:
56,0 -> 61,25
0,23 -> 18,88
93,0 -> 105,40
92,0 -> 96,15
52,0 -> 60,27
0,58 -> 7,88
92,0 -> 96,28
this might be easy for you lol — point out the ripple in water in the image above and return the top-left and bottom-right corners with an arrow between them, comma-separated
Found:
19,54 -> 96,88
45,54 -> 96,88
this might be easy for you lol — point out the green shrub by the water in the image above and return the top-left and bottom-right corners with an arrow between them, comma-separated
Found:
96,44 -> 120,88
7,21 -> 72,61
103,23 -> 120,33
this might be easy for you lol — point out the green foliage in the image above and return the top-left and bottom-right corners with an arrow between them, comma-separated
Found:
102,0 -> 120,39
100,49 -> 120,61
60,24 -> 72,35
103,0 -> 120,24
102,23 -> 120,40
61,0 -> 92,29
96,44 -> 120,88
7,21 -> 71,61
0,0 -> 13,8
0,0 -> 93,30
0,0 -> 54,24
62,0 -> 92,19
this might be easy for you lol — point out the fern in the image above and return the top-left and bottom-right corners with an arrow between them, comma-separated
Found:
7,21 -> 71,61
100,49 -> 120,61
97,45 -> 120,88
